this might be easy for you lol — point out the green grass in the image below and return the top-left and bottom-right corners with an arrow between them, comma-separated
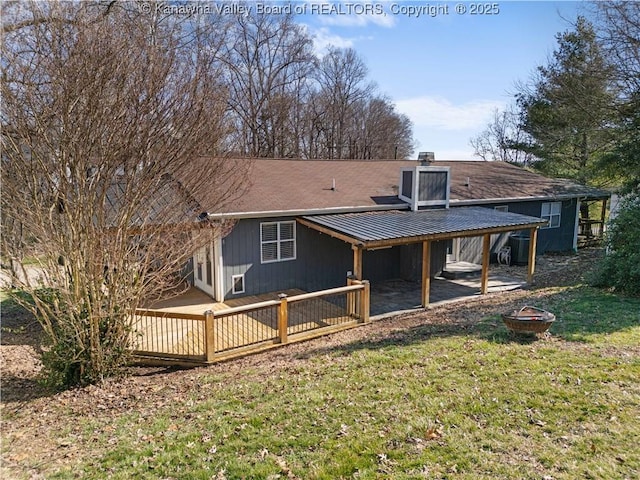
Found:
21,287 -> 640,478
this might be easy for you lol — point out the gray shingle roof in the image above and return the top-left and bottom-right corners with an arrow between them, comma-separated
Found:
199,159 -> 610,216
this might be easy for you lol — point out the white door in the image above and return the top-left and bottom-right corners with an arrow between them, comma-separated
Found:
193,242 -> 215,298
446,238 -> 461,263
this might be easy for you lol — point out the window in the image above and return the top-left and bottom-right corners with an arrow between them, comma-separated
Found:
195,248 -> 205,281
260,221 -> 296,263
541,202 -> 562,228
494,205 -> 509,213
196,262 -> 203,282
231,274 -> 245,294
205,246 -> 212,286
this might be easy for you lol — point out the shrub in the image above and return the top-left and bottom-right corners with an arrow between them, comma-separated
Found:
593,193 -> 640,296
40,308 -> 132,390
16,288 -> 132,390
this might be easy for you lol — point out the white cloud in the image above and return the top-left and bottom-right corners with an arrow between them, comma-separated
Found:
309,27 -> 356,53
395,96 -> 505,131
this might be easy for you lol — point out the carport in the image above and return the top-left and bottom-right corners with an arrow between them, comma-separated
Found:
298,206 -> 548,306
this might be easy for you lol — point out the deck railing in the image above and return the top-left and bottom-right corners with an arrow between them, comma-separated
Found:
579,218 -> 604,238
211,300 -> 280,354
131,280 -> 370,364
130,310 -> 207,362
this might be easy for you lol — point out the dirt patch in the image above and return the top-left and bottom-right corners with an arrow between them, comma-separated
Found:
0,248 -> 607,478
492,247 -> 603,288
1,297 -> 47,404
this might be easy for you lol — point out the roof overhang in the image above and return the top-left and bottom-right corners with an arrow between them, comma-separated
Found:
207,203 -> 409,220
298,207 -> 548,250
450,192 -> 610,206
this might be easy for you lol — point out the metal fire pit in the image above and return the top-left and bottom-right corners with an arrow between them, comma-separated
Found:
502,306 -> 555,334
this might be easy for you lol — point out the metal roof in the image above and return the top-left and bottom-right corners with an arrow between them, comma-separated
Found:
300,207 -> 548,248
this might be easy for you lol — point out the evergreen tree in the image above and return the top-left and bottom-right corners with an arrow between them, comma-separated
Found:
515,17 -> 618,187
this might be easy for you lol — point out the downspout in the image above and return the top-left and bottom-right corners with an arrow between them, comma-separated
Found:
215,237 -> 225,302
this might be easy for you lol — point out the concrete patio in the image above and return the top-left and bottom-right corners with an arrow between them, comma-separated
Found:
370,273 -> 524,319
149,270 -> 524,320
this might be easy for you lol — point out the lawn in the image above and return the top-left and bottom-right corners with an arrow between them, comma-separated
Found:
2,283 -> 638,479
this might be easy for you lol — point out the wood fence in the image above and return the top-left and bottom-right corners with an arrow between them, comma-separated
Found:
130,281 -> 370,365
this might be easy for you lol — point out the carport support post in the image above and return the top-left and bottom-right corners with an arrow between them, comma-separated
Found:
352,245 -> 363,280
421,240 -> 431,307
481,234 -> 490,294
527,227 -> 538,284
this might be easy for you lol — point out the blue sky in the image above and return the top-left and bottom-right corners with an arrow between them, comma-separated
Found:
293,0 -> 588,159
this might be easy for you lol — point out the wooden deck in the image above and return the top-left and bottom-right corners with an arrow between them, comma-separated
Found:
147,287 -> 304,314
132,287 -> 359,360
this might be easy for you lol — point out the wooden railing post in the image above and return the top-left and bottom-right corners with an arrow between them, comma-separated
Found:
278,294 -> 288,344
204,310 -> 215,362
360,280 -> 370,323
346,276 -> 356,317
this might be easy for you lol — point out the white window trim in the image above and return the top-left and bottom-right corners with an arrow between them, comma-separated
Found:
231,274 -> 245,295
260,221 -> 297,264
541,201 -> 562,229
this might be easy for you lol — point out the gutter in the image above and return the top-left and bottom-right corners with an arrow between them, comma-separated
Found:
450,193 -> 609,206
206,203 -> 410,220
204,192 -> 610,220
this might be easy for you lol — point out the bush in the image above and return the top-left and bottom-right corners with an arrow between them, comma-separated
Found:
593,194 -> 640,296
16,288 -> 132,390
40,310 -> 131,390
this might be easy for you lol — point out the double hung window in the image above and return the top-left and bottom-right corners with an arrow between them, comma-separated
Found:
541,202 -> 561,228
260,221 -> 296,263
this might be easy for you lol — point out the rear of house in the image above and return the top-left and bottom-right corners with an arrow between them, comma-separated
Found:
187,158 -> 609,302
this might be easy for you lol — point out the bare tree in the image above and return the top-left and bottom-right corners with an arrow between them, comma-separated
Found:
212,15 -> 414,160
470,106 -> 536,164
591,1 -> 640,193
220,11 -> 315,157
1,1 -> 249,386
592,1 -> 640,94
313,47 -> 370,159
348,95 -> 415,159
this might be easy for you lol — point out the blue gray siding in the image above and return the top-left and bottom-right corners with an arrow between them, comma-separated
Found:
221,217 -> 450,299
222,218 -> 358,299
398,242 -> 448,282
181,258 -> 194,285
456,199 -> 578,264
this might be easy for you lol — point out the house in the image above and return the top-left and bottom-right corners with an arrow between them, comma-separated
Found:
185,158 -> 610,305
